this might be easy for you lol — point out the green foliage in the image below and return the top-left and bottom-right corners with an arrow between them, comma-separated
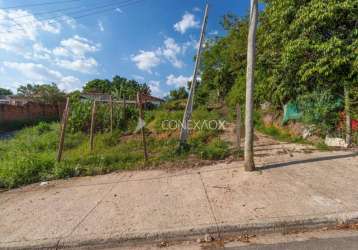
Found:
298,90 -> 342,134
83,79 -> 112,93
258,0 -> 357,105
67,96 -> 138,133
0,88 -> 12,96
82,75 -> 151,100
0,117 -> 230,188
198,17 -> 248,105
161,99 -> 187,111
190,137 -> 230,160
167,87 -> 188,100
16,83 -> 65,104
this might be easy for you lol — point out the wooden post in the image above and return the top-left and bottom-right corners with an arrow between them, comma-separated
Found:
123,95 -> 126,121
109,95 -> 113,134
137,92 -> 148,161
236,103 -> 241,152
89,100 -> 97,152
56,97 -> 70,162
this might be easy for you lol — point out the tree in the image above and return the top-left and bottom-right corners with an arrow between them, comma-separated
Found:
83,79 -> 112,93
84,76 -> 151,100
0,88 -> 13,96
17,83 -> 65,104
259,0 -> 357,138
168,87 -> 188,100
244,0 -> 258,172
17,84 -> 36,97
199,15 -> 249,106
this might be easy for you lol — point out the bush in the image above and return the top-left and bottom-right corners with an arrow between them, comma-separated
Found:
198,139 -> 230,160
298,90 -> 342,134
0,153 -> 54,188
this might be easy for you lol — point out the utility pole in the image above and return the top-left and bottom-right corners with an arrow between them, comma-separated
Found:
56,97 -> 70,162
244,0 -> 258,171
179,4 -> 209,146
344,85 -> 352,147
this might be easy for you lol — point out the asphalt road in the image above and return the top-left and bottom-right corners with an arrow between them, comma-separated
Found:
226,235 -> 358,250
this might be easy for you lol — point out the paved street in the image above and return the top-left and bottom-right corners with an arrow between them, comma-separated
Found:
101,229 -> 358,250
227,235 -> 358,250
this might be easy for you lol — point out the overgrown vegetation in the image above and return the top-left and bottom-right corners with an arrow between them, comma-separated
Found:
0,102 -> 231,188
198,0 -> 357,135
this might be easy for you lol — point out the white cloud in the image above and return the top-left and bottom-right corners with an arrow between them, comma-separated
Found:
56,57 -> 98,74
53,35 -> 100,73
132,74 -> 145,81
166,74 -> 191,88
26,42 -> 52,60
193,7 -> 201,12
132,37 -> 194,71
115,8 -> 123,13
3,61 -> 81,92
148,80 -> 163,97
54,35 -> 99,57
131,50 -> 161,73
62,16 -> 76,29
174,12 -> 199,34
98,20 -> 104,32
209,30 -> 219,36
0,9 -> 61,53
157,38 -> 184,68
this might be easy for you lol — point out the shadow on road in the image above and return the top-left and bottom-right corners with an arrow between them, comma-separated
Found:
258,152 -> 358,171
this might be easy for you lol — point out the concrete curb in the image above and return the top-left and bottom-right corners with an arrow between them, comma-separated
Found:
3,211 -> 358,249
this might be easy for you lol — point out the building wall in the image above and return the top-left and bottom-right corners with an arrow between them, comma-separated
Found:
0,102 -> 65,129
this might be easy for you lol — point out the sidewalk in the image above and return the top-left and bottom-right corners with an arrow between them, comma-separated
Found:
1,148 -> 357,249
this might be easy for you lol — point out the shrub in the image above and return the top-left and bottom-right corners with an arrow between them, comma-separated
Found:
198,138 -> 230,160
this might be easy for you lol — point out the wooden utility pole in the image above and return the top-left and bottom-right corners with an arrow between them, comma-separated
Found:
236,103 -> 241,152
89,100 -> 97,152
179,4 -> 209,146
137,92 -> 148,161
109,95 -> 113,134
244,0 -> 258,171
56,97 -> 70,162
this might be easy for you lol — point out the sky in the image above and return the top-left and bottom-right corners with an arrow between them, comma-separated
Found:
0,0 -> 254,97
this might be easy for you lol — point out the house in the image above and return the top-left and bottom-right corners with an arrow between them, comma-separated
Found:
141,94 -> 165,106
8,96 -> 33,105
81,93 -> 112,102
81,92 -> 164,106
0,96 -> 10,104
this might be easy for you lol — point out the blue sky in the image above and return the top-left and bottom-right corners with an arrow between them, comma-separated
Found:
0,0 -> 253,97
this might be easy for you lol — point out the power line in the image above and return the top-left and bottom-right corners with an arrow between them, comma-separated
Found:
3,0 -> 127,27
2,0 -> 120,20
0,0 -> 82,10
2,0 -> 144,33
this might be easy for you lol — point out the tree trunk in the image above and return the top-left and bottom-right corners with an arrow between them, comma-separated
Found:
244,0 -> 258,171
345,86 -> 352,147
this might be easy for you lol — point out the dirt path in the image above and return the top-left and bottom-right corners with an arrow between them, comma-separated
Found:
221,122 -> 320,160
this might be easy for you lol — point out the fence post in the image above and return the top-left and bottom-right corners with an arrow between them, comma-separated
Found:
123,95 -> 126,128
89,100 -> 97,152
109,95 -> 113,134
56,97 -> 70,162
137,92 -> 148,161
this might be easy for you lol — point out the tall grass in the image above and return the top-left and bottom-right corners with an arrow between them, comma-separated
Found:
0,116 -> 231,188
